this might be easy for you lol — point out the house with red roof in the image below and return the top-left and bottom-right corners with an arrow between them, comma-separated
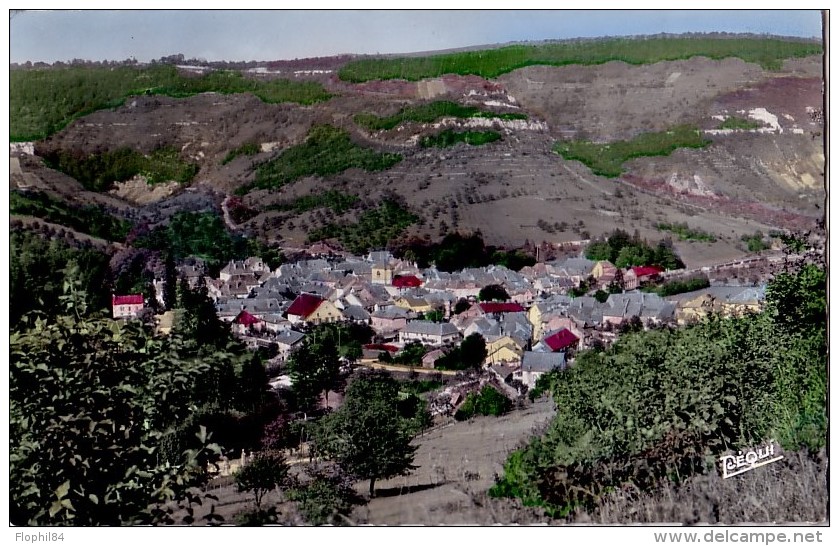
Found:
538,328 -> 581,353
479,302 -> 526,315
286,293 -> 343,325
624,266 -> 665,290
112,294 -> 144,320
232,310 -> 264,335
392,275 -> 423,290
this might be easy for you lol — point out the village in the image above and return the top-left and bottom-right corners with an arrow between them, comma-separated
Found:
109,237 -> 791,424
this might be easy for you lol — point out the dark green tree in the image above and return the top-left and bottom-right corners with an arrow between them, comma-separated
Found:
453,298 -> 472,315
163,251 -> 178,310
313,372 -> 418,497
236,353 -> 271,413
460,333 -> 488,369
479,284 -> 510,302
287,334 -> 341,412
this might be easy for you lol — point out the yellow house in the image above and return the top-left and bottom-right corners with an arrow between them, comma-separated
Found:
394,296 -> 434,314
287,293 -> 344,325
307,299 -> 344,325
485,336 -> 525,365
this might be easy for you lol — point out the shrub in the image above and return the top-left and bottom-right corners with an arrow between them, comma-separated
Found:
455,386 -> 512,420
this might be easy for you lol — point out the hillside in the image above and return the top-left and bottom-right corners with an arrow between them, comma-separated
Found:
10,35 -> 825,268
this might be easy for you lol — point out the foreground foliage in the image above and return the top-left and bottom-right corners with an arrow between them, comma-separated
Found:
555,125 -> 710,178
338,37 -> 821,82
10,286 -> 223,525
492,263 -> 826,518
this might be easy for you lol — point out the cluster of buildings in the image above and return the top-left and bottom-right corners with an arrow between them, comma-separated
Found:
112,248 -> 767,391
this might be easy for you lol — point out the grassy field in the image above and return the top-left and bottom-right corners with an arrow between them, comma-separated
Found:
338,37 -> 822,82
420,129 -> 502,148
10,64 -> 331,141
354,100 -> 526,131
240,125 -> 402,194
554,125 -> 710,178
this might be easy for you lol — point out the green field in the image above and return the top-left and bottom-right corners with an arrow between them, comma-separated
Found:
10,64 -> 332,141
420,129 -> 502,148
338,37 -> 822,82
239,125 -> 402,194
354,100 -> 526,131
555,125 -> 711,178
41,146 -> 199,192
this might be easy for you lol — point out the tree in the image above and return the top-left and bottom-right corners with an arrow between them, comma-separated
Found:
460,333 -> 488,369
313,372 -> 418,497
163,251 -> 177,310
287,334 -> 341,412
236,353 -> 271,413
234,451 -> 290,511
10,280 -> 222,525
594,289 -> 610,303
287,462 -> 364,525
453,298 -> 471,315
478,284 -> 510,302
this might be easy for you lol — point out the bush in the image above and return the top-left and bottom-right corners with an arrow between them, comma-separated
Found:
455,386 -> 512,420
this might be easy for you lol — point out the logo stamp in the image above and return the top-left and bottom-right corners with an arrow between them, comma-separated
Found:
719,440 -> 784,479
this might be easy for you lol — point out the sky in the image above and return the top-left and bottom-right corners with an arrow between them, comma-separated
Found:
8,9 -> 824,64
